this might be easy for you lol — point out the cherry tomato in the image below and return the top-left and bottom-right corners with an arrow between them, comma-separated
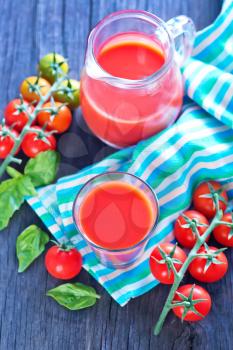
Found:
45,245 -> 82,280
174,210 -> 209,248
0,126 -> 19,159
213,213 -> 233,247
150,243 -> 187,284
22,126 -> 56,158
20,76 -> 51,103
4,98 -> 35,132
188,245 -> 228,283
53,79 -> 80,109
38,53 -> 69,83
172,284 -> 211,322
37,101 -> 72,133
193,181 -> 228,219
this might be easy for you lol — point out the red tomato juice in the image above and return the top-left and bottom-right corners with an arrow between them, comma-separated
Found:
78,181 -> 156,250
97,33 -> 165,79
81,32 -> 183,147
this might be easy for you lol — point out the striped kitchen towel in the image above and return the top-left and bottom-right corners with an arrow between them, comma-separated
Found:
28,0 -> 233,306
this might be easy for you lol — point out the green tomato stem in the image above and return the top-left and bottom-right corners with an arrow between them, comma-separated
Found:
153,208 -> 222,336
218,221 -> 233,227
10,156 -> 22,165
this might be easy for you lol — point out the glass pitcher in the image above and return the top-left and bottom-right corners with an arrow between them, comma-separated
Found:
80,10 -> 195,148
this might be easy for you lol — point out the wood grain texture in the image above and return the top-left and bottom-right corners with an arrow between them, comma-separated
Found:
0,0 -> 227,349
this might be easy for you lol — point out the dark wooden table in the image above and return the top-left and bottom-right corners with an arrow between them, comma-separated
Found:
0,1 -> 229,349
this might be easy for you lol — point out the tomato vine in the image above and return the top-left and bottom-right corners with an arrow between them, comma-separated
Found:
153,192 -> 233,335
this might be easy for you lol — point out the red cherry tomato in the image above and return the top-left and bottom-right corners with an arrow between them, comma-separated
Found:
193,181 -> 228,219
4,98 -> 35,132
172,284 -> 211,322
174,210 -> 209,248
150,243 -> 187,284
0,126 -> 19,159
45,245 -> 82,280
37,101 -> 72,133
213,213 -> 233,247
188,245 -> 228,283
22,126 -> 56,158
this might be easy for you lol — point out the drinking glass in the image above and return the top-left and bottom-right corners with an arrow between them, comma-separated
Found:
73,172 -> 159,268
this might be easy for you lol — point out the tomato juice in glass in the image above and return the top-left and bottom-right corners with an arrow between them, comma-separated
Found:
73,172 -> 159,268
80,11 -> 195,148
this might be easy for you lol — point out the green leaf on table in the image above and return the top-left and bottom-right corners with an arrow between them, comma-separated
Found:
0,176 -> 37,231
16,224 -> 49,272
47,283 -> 100,310
24,150 -> 60,187
6,166 -> 22,179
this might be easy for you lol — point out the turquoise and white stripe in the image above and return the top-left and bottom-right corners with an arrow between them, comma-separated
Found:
28,0 -> 233,306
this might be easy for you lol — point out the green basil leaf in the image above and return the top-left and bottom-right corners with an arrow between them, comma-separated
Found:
6,166 -> 22,179
0,175 -> 37,231
24,150 -> 60,187
16,224 -> 49,272
47,283 -> 100,310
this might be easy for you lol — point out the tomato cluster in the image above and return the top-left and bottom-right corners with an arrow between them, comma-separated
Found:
0,53 -> 80,159
150,181 -> 230,322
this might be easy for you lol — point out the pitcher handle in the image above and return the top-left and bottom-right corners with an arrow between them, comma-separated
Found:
166,15 -> 196,67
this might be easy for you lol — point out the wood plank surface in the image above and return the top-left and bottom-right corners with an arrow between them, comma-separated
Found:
0,1 -> 226,350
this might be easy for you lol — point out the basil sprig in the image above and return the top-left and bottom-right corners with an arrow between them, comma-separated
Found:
0,175 -> 36,230
24,150 -> 60,187
16,225 -> 49,272
0,150 -> 60,231
47,283 -> 100,310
